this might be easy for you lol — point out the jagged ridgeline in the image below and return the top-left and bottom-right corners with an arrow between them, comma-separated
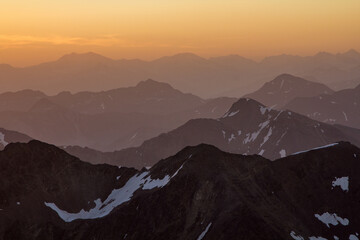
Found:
0,140 -> 360,239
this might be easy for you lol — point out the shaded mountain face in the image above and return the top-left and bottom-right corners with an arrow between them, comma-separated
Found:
0,80 -> 236,151
1,50 -> 359,98
1,141 -> 360,239
65,98 -> 360,169
284,84 -> 360,129
0,128 -> 32,150
0,90 -> 46,112
244,74 -> 334,108
49,79 -> 206,115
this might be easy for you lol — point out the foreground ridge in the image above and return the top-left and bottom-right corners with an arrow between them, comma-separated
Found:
1,141 -> 360,239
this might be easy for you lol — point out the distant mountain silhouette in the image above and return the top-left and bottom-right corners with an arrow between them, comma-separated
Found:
1,50 -> 359,98
284,84 -> 360,129
0,80 -> 236,151
2,140 -> 360,239
0,90 -> 46,112
244,74 -> 334,108
65,98 -> 360,168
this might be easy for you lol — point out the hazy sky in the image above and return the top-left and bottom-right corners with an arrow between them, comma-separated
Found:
1,0 -> 359,66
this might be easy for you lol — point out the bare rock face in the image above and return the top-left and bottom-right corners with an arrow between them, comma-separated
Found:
72,98 -> 360,169
1,140 -> 360,239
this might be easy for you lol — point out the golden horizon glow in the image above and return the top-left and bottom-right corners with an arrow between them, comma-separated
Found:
1,0 -> 359,67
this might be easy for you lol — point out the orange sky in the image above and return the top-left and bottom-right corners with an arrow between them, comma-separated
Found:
0,0 -> 359,67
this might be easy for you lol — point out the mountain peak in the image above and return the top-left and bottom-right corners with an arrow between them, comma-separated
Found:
57,52 -> 113,64
244,74 -> 334,108
28,98 -> 65,113
135,79 -> 174,90
0,89 -> 46,98
0,63 -> 14,70
155,53 -> 205,63
223,98 -> 266,118
272,73 -> 306,84
314,51 -> 333,58
171,52 -> 204,59
339,49 -> 360,59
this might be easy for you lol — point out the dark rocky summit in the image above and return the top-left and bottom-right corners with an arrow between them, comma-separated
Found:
0,140 -> 360,239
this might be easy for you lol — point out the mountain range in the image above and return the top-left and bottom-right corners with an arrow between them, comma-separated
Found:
284,84 -> 360,129
1,140 -> 359,239
64,98 -> 360,169
1,50 -> 360,98
0,80 -> 235,151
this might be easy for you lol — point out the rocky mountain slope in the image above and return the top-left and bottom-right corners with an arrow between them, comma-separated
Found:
65,98 -> 360,168
284,84 -> 360,129
1,140 -> 360,239
0,80 -> 235,151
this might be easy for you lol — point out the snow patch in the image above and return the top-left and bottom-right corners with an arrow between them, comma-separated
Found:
228,134 -> 236,143
314,212 -> 349,228
343,112 -> 348,121
0,132 -> 8,147
243,120 -> 270,144
197,223 -> 212,240
332,176 -> 349,192
260,106 -> 268,115
349,234 -> 359,240
309,237 -> 327,240
45,164 -> 185,222
279,149 -> 286,158
290,231 -> 304,240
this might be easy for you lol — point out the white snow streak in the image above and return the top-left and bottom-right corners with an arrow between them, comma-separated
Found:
197,223 -> 212,240
260,127 -> 272,147
290,231 -> 304,240
243,121 -> 270,144
228,110 -> 239,117
292,143 -> 338,155
45,164 -> 185,222
0,132 -> 8,147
